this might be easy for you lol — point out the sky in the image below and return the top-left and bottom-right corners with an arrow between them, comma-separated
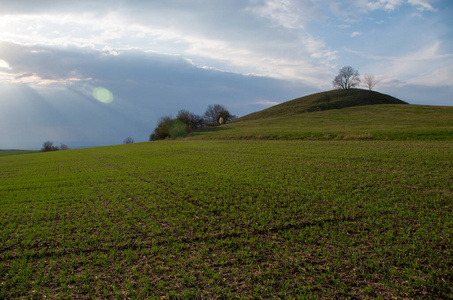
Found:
0,0 -> 451,149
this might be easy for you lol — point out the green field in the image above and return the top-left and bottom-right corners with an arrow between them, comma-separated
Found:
0,150 -> 38,157
191,104 -> 453,141
1,140 -> 452,298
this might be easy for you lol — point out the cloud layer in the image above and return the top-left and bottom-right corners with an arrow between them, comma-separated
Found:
0,42 -> 315,149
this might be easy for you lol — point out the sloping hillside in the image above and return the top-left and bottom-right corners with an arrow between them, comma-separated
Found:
190,89 -> 453,140
237,89 -> 408,122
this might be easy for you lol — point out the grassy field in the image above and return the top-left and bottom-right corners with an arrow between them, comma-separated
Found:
1,140 -> 452,298
0,150 -> 38,157
191,104 -> 453,141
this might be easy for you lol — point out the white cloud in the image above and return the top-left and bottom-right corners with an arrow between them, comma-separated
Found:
409,64 -> 453,87
350,0 -> 437,13
378,0 -> 404,11
336,0 -> 396,14
0,41 -> 318,149
247,0 -> 306,29
0,2 -> 449,94
408,0 -> 437,11
246,0 -> 328,29
254,99 -> 281,106
392,43 -> 453,86
0,60 -> 10,69
0,2 -> 336,88
346,42 -> 453,88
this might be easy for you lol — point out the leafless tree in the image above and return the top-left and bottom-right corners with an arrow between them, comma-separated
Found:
124,137 -> 134,144
204,104 -> 236,126
333,66 -> 361,89
363,74 -> 378,90
176,109 -> 203,131
60,143 -> 69,150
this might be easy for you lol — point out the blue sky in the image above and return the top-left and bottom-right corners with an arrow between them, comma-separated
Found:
0,0 -> 451,149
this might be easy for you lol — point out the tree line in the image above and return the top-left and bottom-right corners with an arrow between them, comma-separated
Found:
149,104 -> 236,141
41,141 -> 69,152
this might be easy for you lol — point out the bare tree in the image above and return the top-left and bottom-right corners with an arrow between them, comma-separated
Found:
333,66 -> 361,89
204,104 -> 236,126
60,143 -> 69,150
124,137 -> 134,144
176,109 -> 203,131
363,74 -> 378,90
41,141 -> 59,152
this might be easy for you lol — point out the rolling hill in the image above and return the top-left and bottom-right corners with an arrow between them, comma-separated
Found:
236,88 -> 408,122
190,89 -> 453,140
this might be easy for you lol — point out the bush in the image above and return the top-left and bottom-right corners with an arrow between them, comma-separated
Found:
149,116 -> 173,141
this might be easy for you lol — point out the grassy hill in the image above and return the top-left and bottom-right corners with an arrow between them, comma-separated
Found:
237,89 -> 408,122
191,89 -> 453,140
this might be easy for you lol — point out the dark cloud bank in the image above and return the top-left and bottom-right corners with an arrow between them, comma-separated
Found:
0,42 -> 315,149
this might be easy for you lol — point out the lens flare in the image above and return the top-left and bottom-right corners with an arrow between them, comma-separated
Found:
93,87 -> 113,104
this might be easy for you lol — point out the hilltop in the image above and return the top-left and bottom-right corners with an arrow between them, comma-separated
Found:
237,89 -> 408,122
190,89 -> 453,140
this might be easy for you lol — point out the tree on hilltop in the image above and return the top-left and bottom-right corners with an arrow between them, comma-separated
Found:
363,74 -> 379,90
333,66 -> 361,89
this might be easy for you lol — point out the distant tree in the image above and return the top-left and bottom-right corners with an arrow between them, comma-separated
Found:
176,109 -> 203,131
204,104 -> 236,126
150,104 -> 235,140
333,66 -> 361,89
149,116 -> 173,141
60,143 -> 69,150
41,141 -> 59,152
124,137 -> 134,144
363,74 -> 378,90
168,119 -> 188,138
